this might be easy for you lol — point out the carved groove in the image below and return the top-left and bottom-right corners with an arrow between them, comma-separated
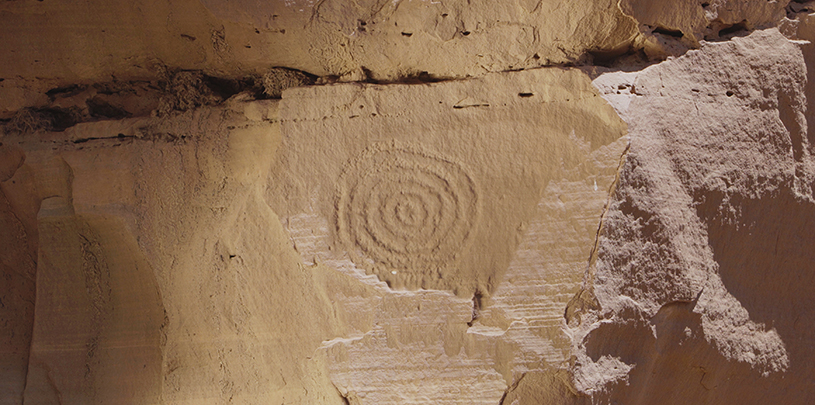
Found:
336,142 -> 478,277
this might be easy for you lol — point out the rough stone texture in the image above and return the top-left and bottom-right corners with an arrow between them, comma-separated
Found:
270,68 -> 627,403
3,1 -> 815,405
0,69 -> 627,403
572,28 -> 815,403
0,0 -> 792,112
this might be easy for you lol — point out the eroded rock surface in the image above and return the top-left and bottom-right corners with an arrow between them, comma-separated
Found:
572,28 -> 815,403
2,1 -> 815,405
270,68 -> 627,403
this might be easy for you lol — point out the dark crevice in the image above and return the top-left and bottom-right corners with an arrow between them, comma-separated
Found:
200,75 -> 255,100
333,383 -> 351,405
1,67 -> 326,134
86,97 -> 130,120
45,84 -> 86,99
453,103 -> 490,109
38,108 -> 81,131
156,67 -> 316,110
590,47 -> 652,70
360,66 -> 375,82
394,71 -> 446,84
356,68 -> 448,85
652,26 -> 684,38
705,20 -> 751,40
718,20 -> 749,37
4,107 -> 82,133
497,372 -> 527,405
72,133 -> 136,144
258,67 -> 317,99
787,0 -> 815,17
467,290 -> 482,327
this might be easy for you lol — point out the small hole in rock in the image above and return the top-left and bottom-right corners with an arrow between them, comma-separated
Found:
401,32 -> 413,37
652,26 -> 684,38
46,84 -> 84,98
726,90 -> 734,97
518,92 -> 534,98
718,21 -> 748,37
462,31 -> 470,36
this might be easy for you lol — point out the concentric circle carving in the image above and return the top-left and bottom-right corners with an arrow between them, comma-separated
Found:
335,143 -> 479,275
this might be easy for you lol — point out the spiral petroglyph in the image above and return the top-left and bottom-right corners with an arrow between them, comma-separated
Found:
335,143 -> 479,277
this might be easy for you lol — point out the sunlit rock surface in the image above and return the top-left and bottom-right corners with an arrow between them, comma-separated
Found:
2,1 -> 815,404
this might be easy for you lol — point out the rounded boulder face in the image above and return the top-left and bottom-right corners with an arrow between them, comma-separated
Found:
2,1 -> 814,405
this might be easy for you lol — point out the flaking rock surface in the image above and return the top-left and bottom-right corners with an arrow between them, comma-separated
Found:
571,28 -> 815,404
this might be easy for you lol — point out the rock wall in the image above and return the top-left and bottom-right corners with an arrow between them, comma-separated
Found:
2,1 -> 814,404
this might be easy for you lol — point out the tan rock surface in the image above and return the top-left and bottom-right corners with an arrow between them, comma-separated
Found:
3,2 -> 815,405
0,143 -> 37,405
0,67 -> 628,403
571,28 -> 815,403
270,68 -> 627,403
0,0 -> 793,113
2,106 -> 357,403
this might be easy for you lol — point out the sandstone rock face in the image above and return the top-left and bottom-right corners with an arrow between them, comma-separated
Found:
2,1 -> 815,405
269,68 -> 627,403
572,28 -> 815,403
0,0 -> 791,110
